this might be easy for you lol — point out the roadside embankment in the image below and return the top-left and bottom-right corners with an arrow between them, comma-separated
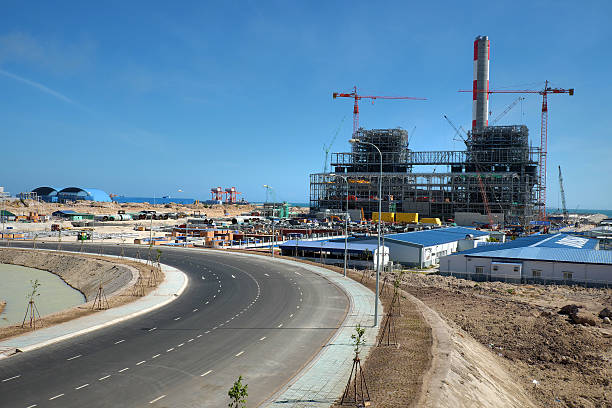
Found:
0,248 -> 161,341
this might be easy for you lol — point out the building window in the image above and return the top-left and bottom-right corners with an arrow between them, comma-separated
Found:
513,267 -> 519,272
492,265 -> 498,271
563,271 -> 573,280
532,269 -> 542,278
475,266 -> 484,274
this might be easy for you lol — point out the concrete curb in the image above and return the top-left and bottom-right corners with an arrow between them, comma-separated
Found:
186,249 -> 382,408
0,249 -> 188,357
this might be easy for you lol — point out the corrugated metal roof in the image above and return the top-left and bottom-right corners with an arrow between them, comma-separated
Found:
466,247 -> 612,265
384,227 -> 489,247
461,233 -> 598,255
279,239 -> 383,254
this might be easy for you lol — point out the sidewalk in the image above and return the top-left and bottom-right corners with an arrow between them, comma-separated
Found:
0,253 -> 188,357
209,252 -> 381,408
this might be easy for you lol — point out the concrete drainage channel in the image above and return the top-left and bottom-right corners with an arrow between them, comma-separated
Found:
0,248 -> 188,356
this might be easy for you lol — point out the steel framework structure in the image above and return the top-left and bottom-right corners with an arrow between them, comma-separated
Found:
310,125 -> 539,225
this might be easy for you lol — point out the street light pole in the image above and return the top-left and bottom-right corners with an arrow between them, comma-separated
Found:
330,174 -> 349,277
263,185 -> 275,258
349,138 -> 382,326
178,189 -> 188,247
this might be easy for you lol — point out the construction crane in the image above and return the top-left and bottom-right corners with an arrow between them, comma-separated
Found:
460,81 -> 574,220
490,96 -> 525,125
333,86 -> 426,137
323,115 -> 346,173
443,115 -> 495,227
558,166 -> 568,223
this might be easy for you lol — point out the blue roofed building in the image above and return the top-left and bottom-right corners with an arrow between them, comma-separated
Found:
439,233 -> 612,286
279,239 -> 389,270
340,226 -> 491,268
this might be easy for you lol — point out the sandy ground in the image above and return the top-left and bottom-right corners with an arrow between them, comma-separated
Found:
397,272 -> 612,408
0,248 -> 163,341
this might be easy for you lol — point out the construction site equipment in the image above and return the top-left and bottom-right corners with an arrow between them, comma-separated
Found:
210,187 -> 223,201
420,218 -> 442,226
372,212 -> 395,223
396,212 -> 418,224
491,96 -> 525,125
224,187 -> 241,203
323,115 -> 346,173
333,86 -> 426,137
461,81 -> 574,219
558,165 -> 568,223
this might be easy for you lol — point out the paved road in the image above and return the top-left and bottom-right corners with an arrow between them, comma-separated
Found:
0,243 -> 348,407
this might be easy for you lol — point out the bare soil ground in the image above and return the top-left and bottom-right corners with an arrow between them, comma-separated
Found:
398,272 -> 612,408
0,249 -> 163,341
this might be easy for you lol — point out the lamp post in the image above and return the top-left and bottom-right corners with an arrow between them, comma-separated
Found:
263,185 -> 275,258
349,138 -> 382,326
330,173 -> 349,278
178,189 -> 189,246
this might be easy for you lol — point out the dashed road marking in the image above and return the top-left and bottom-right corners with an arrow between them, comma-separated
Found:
260,336 -> 266,341
148,327 -> 157,332
198,334 -> 203,337
290,314 -> 293,318
278,323 -> 283,328
67,354 -> 82,361
200,370 -> 212,377
205,301 -> 209,304
152,354 -> 160,359
188,338 -> 194,342
264,273 -> 269,276
174,317 -> 181,321
235,351 -> 244,357
99,375 -> 111,381
2,375 -> 20,382
26,404 -> 37,408
231,274 -> 235,279
114,339 -> 125,344
178,343 -> 185,347
49,394 -> 64,401
136,360 -> 146,365
166,348 -> 174,352
118,367 -> 129,373
75,383 -> 89,390
193,308 -> 198,312
149,395 -> 166,404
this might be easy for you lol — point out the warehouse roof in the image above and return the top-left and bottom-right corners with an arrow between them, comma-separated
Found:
279,240 -> 385,255
460,233 -> 598,255
384,227 -> 490,247
464,247 -> 612,265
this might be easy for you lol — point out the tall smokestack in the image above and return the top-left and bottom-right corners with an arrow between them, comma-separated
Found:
472,35 -> 490,130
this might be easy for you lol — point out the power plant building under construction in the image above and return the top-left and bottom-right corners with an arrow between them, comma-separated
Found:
310,36 -> 541,226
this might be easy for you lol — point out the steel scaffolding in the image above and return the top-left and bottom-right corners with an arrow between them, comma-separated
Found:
311,125 -> 539,225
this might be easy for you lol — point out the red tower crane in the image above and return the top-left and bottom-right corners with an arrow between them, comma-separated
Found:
333,86 -> 426,137
460,81 -> 574,220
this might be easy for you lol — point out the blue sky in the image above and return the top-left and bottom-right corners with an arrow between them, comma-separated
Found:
1,1 -> 610,208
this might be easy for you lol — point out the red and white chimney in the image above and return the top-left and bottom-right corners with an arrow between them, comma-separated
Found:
472,35 -> 490,130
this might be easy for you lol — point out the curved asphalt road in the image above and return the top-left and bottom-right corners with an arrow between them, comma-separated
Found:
0,243 -> 348,407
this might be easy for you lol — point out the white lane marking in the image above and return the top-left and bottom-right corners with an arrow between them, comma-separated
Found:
2,375 -> 20,382
297,305 -> 300,309
178,343 -> 185,347
193,308 -> 198,312
152,354 -> 161,359
26,405 -> 37,408
201,276 -> 205,280
149,395 -> 166,404
118,367 -> 129,373
67,354 -> 82,361
235,351 -> 244,357
278,324 -> 283,328
204,331 -> 210,334
188,338 -> 194,342
226,320 -> 230,323
200,369 -> 212,377
290,314 -> 294,318
136,360 -> 146,365
205,301 -> 209,304
213,295 -> 216,298
99,375 -> 111,381
174,317 -> 181,321
217,289 -> 221,293
75,383 -> 89,390
49,394 -> 64,401
295,271 -> 302,276
300,298 -> 302,302
260,336 -> 266,341
148,327 -> 157,332
231,274 -> 236,279
114,339 -> 125,344
166,348 -> 174,352
219,323 -> 224,327
264,273 -> 269,277
198,334 -> 203,337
